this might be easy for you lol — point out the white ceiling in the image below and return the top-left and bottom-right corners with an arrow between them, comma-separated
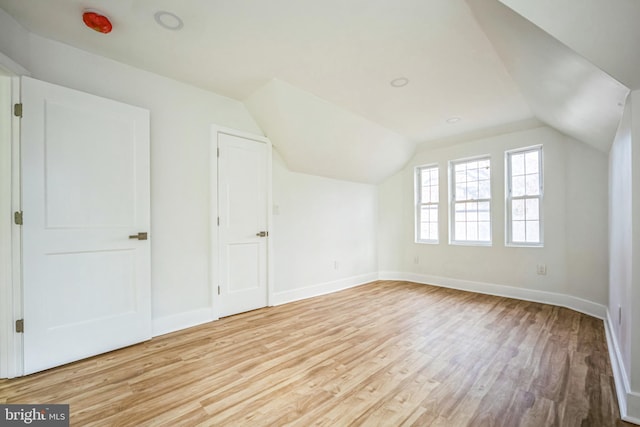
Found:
0,0 -> 633,183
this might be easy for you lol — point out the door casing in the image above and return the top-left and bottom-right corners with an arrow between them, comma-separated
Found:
0,52 -> 29,379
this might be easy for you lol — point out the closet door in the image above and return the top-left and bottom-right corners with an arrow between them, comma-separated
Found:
217,130 -> 269,317
21,76 -> 151,374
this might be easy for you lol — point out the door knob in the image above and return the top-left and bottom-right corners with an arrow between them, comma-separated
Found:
256,231 -> 268,237
129,232 -> 148,240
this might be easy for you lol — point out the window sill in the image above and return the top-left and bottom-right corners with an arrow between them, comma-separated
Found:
506,243 -> 544,248
449,241 -> 492,247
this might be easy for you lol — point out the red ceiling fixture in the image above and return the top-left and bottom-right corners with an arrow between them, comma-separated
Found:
82,10 -> 112,34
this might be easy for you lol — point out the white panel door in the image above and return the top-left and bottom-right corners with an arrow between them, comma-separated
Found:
218,132 -> 268,317
21,76 -> 151,374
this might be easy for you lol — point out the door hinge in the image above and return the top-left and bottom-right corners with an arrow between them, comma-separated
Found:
15,319 -> 24,333
218,286 -> 221,295
14,211 -> 23,225
13,103 -> 22,118
217,147 -> 220,158
217,217 -> 220,226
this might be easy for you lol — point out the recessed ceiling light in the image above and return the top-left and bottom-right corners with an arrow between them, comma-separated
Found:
390,77 -> 409,88
446,116 -> 461,124
154,11 -> 184,31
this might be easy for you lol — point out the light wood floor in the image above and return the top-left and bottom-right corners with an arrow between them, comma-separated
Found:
0,281 -> 631,426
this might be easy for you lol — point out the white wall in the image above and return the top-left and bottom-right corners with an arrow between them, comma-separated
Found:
0,8 -> 381,336
632,90 -> 640,418
272,151 -> 378,304
608,90 -> 640,423
0,8 -> 29,69
379,126 -> 609,311
609,97 -> 632,377
26,38 -> 264,333
0,9 -> 266,335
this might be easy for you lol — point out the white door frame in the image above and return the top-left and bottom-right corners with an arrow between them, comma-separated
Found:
210,125 -> 273,320
0,52 -> 29,378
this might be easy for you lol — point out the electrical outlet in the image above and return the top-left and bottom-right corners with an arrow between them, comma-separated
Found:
334,260 -> 339,271
413,256 -> 419,264
536,264 -> 547,275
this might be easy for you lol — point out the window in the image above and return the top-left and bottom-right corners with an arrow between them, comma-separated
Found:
415,165 -> 439,243
450,157 -> 491,244
506,146 -> 543,246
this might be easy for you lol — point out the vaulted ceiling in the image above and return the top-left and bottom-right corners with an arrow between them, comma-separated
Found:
0,0 -> 636,183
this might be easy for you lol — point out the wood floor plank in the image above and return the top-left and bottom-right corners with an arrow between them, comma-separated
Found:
0,281 -> 632,426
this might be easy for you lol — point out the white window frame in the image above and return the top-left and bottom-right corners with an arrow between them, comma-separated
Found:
506,145 -> 543,247
449,156 -> 492,246
415,164 -> 439,244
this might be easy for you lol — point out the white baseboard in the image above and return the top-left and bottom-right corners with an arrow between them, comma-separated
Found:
151,272 -> 379,336
271,272 -> 379,306
378,271 -> 607,319
605,310 -> 640,425
152,308 -> 216,337
627,392 -> 640,425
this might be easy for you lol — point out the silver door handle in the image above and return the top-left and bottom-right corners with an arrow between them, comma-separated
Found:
129,232 -> 148,240
256,231 -> 268,237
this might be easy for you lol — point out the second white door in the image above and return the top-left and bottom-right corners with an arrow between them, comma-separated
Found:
217,130 -> 269,317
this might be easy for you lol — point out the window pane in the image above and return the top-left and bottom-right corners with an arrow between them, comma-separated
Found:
478,180 -> 490,199
416,166 -> 439,242
512,176 -> 525,197
467,202 -> 478,221
430,187 -> 439,203
422,187 -> 431,202
507,147 -> 543,245
478,202 -> 490,221
479,222 -> 491,241
452,157 -> 491,244
421,206 -> 430,222
512,220 -> 525,242
525,174 -> 539,195
511,153 -> 525,176
526,221 -> 540,243
420,226 -> 428,240
478,166 -> 490,180
467,182 -> 478,200
421,172 -> 431,187
468,167 -> 478,181
467,222 -> 478,241
525,198 -> 539,220
430,223 -> 438,240
456,184 -> 467,200
525,151 -> 539,174
512,199 -> 525,220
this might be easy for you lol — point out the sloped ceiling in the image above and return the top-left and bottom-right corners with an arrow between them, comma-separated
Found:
0,0 -> 633,182
245,80 -> 414,183
467,0 -> 629,153
499,0 -> 640,90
